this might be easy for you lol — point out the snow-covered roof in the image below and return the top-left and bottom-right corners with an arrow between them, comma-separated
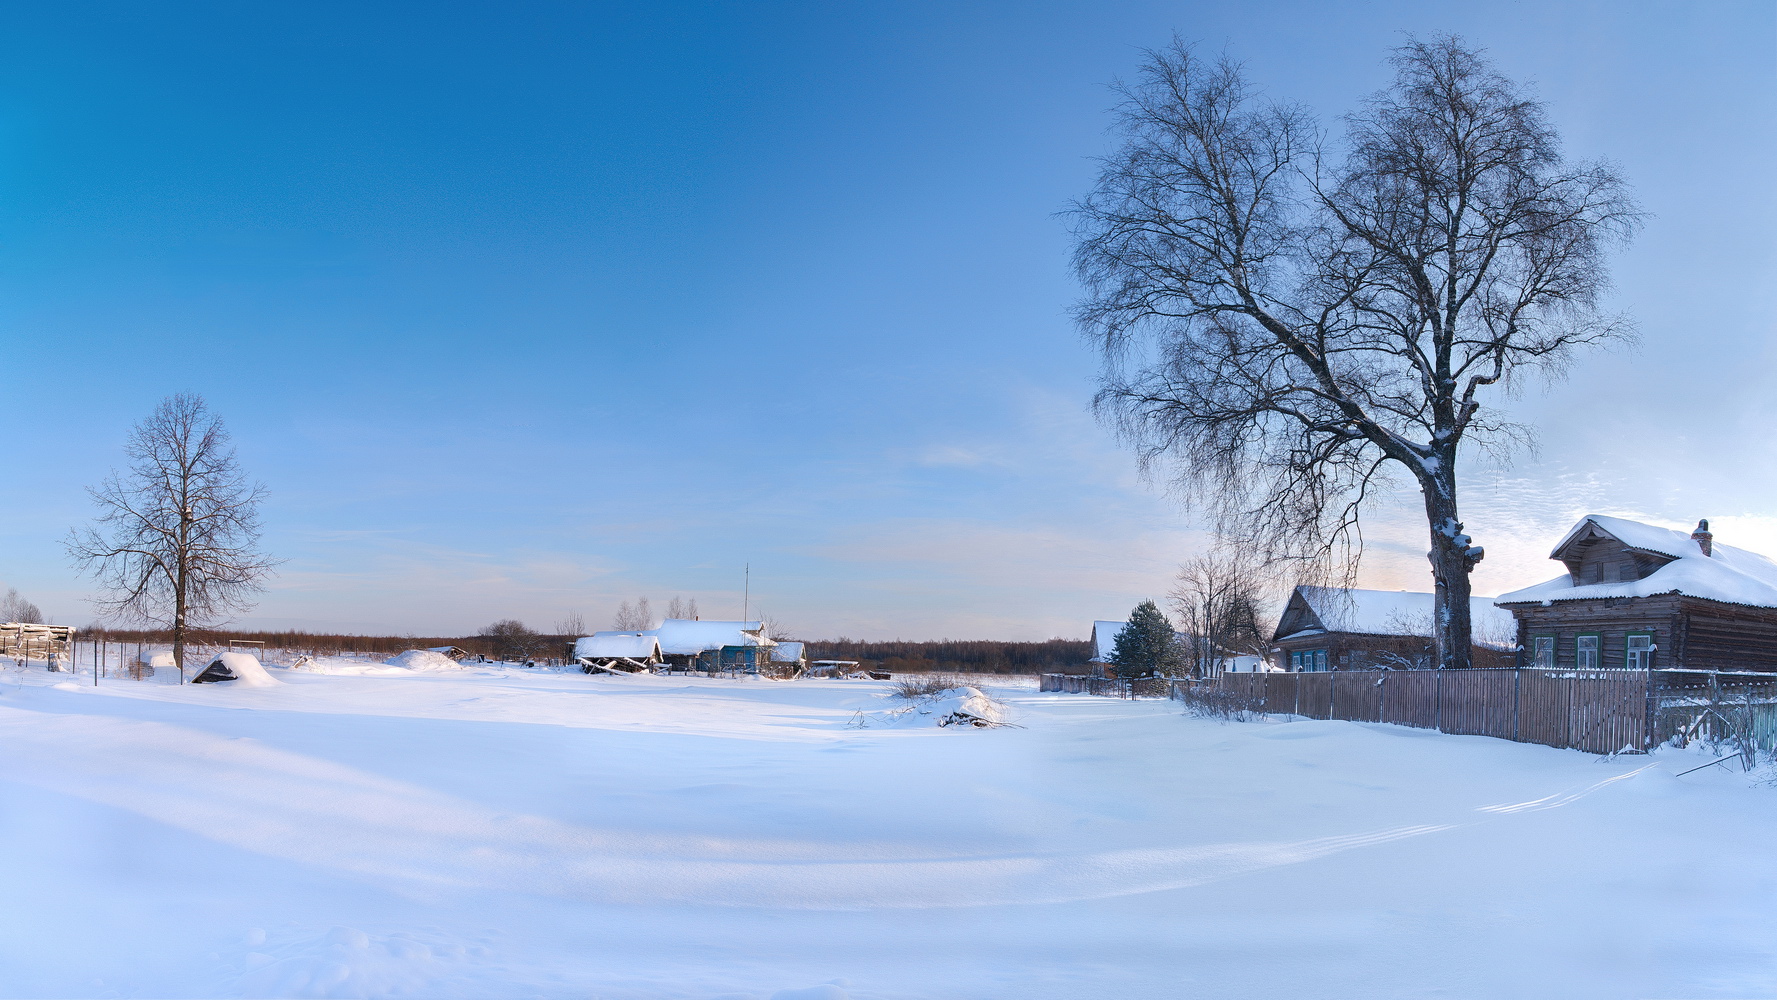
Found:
1279,586 -> 1516,648
602,619 -> 773,656
575,633 -> 663,659
1090,619 -> 1194,661
1089,621 -> 1125,662
770,641 -> 805,663
1496,514 -> 1777,609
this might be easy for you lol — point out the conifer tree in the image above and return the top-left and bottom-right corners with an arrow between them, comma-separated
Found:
1109,600 -> 1182,678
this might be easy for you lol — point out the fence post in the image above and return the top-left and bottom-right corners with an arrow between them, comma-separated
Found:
1435,669 -> 1443,733
1643,669 -> 1656,751
1512,668 -> 1520,743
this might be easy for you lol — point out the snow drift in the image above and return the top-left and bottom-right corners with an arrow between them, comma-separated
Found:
193,651 -> 280,687
385,649 -> 466,671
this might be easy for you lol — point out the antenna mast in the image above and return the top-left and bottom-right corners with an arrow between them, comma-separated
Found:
743,563 -> 750,623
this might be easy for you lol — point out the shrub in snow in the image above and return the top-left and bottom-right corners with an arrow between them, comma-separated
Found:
892,673 -> 970,699
887,677 -> 1011,728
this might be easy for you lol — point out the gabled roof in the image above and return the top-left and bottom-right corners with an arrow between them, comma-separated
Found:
1497,514 -> 1777,609
1089,620 -> 1125,662
769,641 -> 805,663
1274,586 -> 1516,649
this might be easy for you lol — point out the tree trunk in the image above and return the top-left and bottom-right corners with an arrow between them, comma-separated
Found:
1423,472 -> 1480,670
174,560 -> 187,684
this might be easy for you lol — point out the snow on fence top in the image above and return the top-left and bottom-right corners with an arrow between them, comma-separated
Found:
1497,513 -> 1777,609
1279,587 -> 1517,648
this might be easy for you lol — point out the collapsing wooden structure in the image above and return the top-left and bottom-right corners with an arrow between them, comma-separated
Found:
571,620 -> 779,675
0,623 -> 75,670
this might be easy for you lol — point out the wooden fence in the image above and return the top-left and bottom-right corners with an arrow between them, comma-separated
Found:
1041,668 -> 1657,754
1040,674 -> 1170,698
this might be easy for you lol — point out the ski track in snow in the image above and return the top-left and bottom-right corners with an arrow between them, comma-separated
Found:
0,703 -> 1472,909
3,666 -> 1772,999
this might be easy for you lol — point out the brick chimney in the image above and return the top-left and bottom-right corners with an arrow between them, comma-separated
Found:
1691,519 -> 1713,557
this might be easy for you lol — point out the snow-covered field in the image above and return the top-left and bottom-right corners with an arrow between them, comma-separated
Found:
1,661 -> 1773,999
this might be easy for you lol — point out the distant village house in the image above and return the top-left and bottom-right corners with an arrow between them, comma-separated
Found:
1270,586 -> 1516,671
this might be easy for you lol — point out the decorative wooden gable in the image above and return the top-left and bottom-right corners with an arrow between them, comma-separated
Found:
1552,521 -> 1677,587
1272,589 -> 1325,639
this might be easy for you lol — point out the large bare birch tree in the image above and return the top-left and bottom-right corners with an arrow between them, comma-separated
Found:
1071,36 -> 1640,669
67,394 -> 274,676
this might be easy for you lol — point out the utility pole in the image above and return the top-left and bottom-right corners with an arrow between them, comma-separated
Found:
743,563 -> 750,623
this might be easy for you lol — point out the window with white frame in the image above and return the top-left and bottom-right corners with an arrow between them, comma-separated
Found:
1290,649 -> 1330,672
1532,635 -> 1555,669
1626,632 -> 1653,669
1576,633 -> 1600,670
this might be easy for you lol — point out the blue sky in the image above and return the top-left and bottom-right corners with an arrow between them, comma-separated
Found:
4,1 -> 1774,639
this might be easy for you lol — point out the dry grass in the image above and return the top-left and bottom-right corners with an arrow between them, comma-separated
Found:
892,672 -> 971,699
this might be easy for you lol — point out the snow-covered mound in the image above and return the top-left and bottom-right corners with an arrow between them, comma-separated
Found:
872,685 -> 1010,728
196,651 -> 280,687
385,649 -> 466,671
921,686 -> 1007,727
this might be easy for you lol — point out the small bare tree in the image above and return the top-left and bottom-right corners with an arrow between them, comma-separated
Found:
612,596 -> 653,630
1169,554 -> 1272,677
66,394 -> 274,676
1071,36 -> 1639,669
0,587 -> 43,624
666,595 -> 699,621
758,613 -> 793,641
480,619 -> 543,662
554,610 -> 588,636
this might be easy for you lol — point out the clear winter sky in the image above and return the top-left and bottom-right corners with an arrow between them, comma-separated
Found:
3,1 -> 1773,639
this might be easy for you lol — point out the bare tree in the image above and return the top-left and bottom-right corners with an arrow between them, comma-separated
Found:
66,394 -> 274,676
757,613 -> 793,641
666,595 -> 699,621
0,587 -> 43,624
1071,36 -> 1639,669
612,596 -> 653,630
1169,554 -> 1272,677
554,610 -> 588,636
479,619 -> 542,662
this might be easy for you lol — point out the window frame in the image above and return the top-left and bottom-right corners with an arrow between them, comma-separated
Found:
1531,635 -> 1556,669
1625,631 -> 1654,670
1289,648 -> 1329,672
1575,632 -> 1602,670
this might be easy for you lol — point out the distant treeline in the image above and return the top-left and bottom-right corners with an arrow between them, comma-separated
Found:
802,638 -> 1092,674
76,628 -> 573,659
72,628 -> 1094,673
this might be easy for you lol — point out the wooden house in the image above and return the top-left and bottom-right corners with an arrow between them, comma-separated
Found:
1495,515 -> 1777,672
1270,586 -> 1517,671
